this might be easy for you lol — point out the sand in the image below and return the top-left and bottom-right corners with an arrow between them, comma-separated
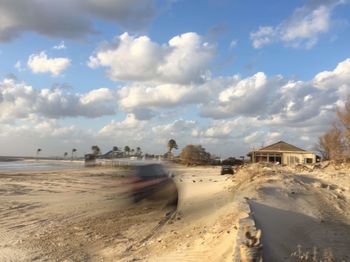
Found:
0,163 -> 349,261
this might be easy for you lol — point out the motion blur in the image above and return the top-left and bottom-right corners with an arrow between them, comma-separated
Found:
124,163 -> 179,209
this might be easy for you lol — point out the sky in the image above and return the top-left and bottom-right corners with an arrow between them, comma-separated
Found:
0,0 -> 350,158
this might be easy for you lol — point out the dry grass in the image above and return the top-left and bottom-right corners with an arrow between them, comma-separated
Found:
290,245 -> 335,262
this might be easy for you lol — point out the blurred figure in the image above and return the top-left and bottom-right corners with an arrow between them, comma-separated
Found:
127,163 -> 178,208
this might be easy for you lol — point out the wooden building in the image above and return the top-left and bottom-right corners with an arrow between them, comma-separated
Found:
247,141 -> 316,165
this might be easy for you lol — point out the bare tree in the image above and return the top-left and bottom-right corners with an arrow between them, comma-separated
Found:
337,96 -> 350,156
317,125 -> 343,161
180,144 -> 211,165
317,97 -> 350,162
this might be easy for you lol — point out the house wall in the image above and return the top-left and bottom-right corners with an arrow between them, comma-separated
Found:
282,153 -> 316,165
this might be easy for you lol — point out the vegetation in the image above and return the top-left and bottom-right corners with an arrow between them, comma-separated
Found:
167,139 -> 178,153
180,144 -> 211,165
124,146 -> 130,156
317,97 -> 350,161
136,147 -> 142,157
290,245 -> 334,262
166,139 -> 178,159
71,148 -> 77,160
91,145 -> 101,156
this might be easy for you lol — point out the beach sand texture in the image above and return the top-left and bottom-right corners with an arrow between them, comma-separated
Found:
0,163 -> 349,261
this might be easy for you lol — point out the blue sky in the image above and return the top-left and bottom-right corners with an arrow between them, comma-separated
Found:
0,0 -> 349,157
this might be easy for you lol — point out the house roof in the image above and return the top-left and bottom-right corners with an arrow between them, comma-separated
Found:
257,141 -> 306,152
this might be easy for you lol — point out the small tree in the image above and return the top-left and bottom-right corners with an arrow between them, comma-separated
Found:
180,144 -> 211,165
63,152 -> 68,159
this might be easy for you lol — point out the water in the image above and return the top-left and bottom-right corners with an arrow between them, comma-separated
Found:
0,160 -> 84,171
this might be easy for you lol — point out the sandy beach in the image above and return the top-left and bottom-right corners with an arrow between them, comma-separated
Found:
0,163 -> 349,261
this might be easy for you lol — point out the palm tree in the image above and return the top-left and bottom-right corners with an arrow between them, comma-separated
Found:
124,146 -> 130,157
71,148 -> 77,160
91,145 -> 101,157
36,148 -> 42,160
167,139 -> 178,158
64,152 -> 68,159
131,148 -> 135,156
112,146 -> 118,159
136,147 -> 142,157
167,139 -> 178,160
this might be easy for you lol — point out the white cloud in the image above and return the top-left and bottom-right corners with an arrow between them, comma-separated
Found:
0,78 -> 117,122
1,57 -> 350,158
250,1 -> 346,48
229,40 -> 238,49
313,58 -> 350,93
0,0 -> 164,42
88,32 -> 215,84
117,82 -> 210,113
53,41 -> 66,50
152,119 -> 197,137
200,58 -> 350,128
14,60 -> 25,72
250,27 -> 276,49
27,51 -> 71,76
98,114 -> 150,143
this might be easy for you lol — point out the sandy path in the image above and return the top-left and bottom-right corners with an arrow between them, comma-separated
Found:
234,165 -> 350,261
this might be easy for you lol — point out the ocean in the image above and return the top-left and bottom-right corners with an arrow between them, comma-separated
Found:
0,160 -> 83,171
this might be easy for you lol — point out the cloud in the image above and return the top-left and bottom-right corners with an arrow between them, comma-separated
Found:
117,82 -> 210,113
27,52 -> 71,76
0,78 -> 117,122
98,114 -> 149,142
0,0 -> 162,42
200,58 -> 350,129
250,0 -> 346,48
53,41 -> 66,50
1,56 -> 350,158
229,40 -> 238,49
313,58 -> 350,92
14,60 -> 25,72
88,32 -> 215,84
152,119 -> 197,137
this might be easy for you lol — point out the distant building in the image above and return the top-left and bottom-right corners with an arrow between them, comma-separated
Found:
247,141 -> 316,165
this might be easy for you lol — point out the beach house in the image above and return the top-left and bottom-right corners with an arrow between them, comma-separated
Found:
247,141 -> 316,165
